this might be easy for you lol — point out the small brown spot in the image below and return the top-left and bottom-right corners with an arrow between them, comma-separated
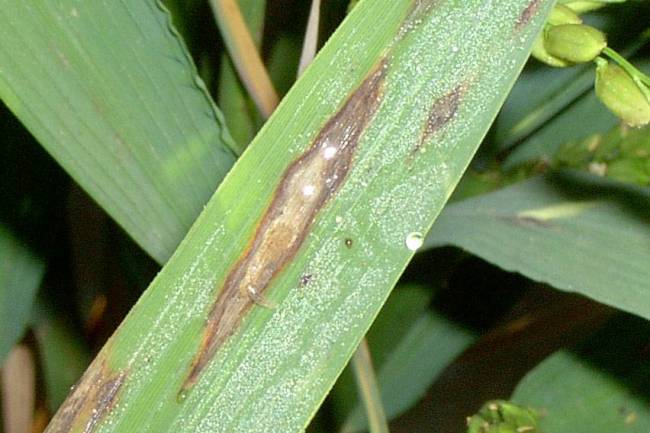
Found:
395,0 -> 443,42
515,0 -> 542,30
46,357 -> 127,433
413,83 -> 465,155
299,274 -> 313,287
179,59 -> 388,393
344,238 -> 353,248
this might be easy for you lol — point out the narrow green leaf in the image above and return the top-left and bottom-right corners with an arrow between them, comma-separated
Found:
503,89 -> 617,168
341,309 -> 475,433
266,34 -> 302,96
495,64 -> 595,150
425,172 -> 650,319
331,284 -> 434,423
0,1 -> 236,263
503,63 -> 650,168
45,1 -> 553,432
513,316 -> 650,433
32,303 -> 92,411
0,226 -> 44,364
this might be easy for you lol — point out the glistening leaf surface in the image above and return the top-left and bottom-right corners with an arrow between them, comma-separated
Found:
0,1 -> 236,263
44,1 -> 553,432
425,173 -> 650,319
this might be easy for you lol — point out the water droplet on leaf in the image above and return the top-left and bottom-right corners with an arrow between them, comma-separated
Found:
405,232 -> 423,251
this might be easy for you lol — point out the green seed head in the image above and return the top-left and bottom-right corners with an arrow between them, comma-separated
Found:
548,4 -> 582,26
531,35 -> 571,68
595,61 -> 650,127
544,24 -> 607,63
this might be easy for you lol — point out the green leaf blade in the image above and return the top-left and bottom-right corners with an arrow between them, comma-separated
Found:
426,173 -> 650,320
0,1 -> 236,263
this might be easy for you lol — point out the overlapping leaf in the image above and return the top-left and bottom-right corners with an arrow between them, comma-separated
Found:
0,1 -> 236,263
426,172 -> 650,319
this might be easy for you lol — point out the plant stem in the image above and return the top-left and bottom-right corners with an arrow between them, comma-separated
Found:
209,0 -> 279,118
602,47 -> 650,87
351,339 -> 390,433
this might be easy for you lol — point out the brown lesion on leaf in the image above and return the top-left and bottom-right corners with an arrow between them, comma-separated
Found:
299,273 -> 313,288
515,0 -> 542,30
179,59 -> 388,394
397,0 -> 442,40
412,82 -> 466,156
46,356 -> 128,433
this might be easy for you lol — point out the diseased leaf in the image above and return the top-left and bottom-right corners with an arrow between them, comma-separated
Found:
0,1 -> 236,263
43,0 -> 553,432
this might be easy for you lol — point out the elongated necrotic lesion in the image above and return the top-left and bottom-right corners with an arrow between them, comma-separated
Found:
412,82 -> 466,156
46,357 -> 127,433
181,61 -> 387,392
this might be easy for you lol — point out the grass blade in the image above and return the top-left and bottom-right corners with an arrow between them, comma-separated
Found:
217,0 -> 268,152
45,0 -> 553,432
32,303 -> 92,411
0,226 -> 44,364
425,172 -> 650,320
0,1 -> 236,263
504,61 -> 650,168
